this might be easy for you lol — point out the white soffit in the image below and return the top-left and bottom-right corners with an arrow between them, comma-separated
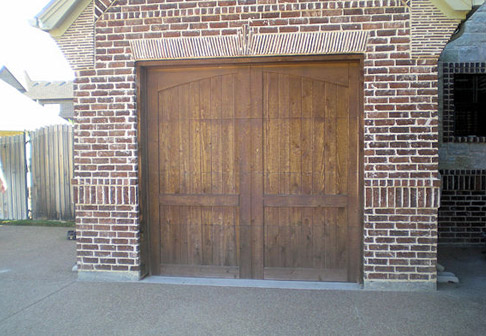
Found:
130,31 -> 370,61
32,0 -> 91,37
431,0 -> 486,19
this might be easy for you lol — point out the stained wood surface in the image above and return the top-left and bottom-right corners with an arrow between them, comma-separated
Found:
0,126 -> 73,221
264,195 -> 348,207
262,66 -> 352,281
159,194 -> 240,207
0,134 -> 28,219
145,59 -> 361,282
147,67 -> 247,276
30,125 -> 74,220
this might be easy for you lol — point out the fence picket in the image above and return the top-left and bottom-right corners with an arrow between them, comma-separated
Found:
30,125 -> 74,220
1,125 -> 74,221
0,134 -> 28,219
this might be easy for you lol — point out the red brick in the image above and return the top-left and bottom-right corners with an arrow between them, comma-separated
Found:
60,0 -> 453,284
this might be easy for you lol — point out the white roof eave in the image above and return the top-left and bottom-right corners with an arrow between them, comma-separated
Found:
431,0 -> 485,19
32,0 -> 79,31
30,0 -> 91,38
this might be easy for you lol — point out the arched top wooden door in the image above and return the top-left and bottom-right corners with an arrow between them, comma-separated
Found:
143,58 -> 362,282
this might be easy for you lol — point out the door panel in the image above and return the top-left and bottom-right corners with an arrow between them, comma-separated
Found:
147,67 -> 250,278
261,64 -> 357,282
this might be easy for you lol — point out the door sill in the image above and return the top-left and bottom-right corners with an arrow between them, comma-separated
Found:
140,276 -> 362,291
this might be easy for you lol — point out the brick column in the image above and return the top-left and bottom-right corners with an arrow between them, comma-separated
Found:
73,63 -> 140,281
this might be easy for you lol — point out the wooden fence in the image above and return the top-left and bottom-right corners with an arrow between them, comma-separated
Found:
0,134 -> 28,219
0,125 -> 74,221
30,125 -> 74,220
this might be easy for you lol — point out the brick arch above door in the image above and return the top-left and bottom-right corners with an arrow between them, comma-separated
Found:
129,30 -> 370,61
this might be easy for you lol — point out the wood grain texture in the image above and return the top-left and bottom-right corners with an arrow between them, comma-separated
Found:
29,125 -> 74,221
261,63 -> 358,282
264,195 -> 348,207
145,58 -> 362,282
159,194 -> 239,207
0,134 -> 28,220
147,67 -> 247,277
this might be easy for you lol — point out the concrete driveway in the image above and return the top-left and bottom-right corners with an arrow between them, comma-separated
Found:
1,225 -> 485,336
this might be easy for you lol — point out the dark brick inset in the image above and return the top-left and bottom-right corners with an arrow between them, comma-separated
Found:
439,169 -> 486,245
442,62 -> 486,143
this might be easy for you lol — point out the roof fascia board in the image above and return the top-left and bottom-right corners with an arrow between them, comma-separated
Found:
0,66 -> 26,92
34,0 -> 91,37
448,0 -> 486,9
50,0 -> 92,37
446,0 -> 473,10
430,0 -> 471,19
35,0 -> 78,30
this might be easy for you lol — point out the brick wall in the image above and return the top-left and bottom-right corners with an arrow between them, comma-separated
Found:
411,0 -> 460,59
55,2 -> 95,70
439,170 -> 486,245
65,0 -> 461,288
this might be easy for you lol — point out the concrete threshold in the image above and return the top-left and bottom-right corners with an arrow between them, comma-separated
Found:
140,276 -> 362,291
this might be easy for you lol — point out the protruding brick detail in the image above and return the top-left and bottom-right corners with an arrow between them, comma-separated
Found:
53,0 -> 463,284
130,30 -> 369,60
411,0 -> 460,59
73,184 -> 137,206
365,186 -> 440,209
55,2 -> 95,70
95,0 -> 115,20
439,170 -> 486,245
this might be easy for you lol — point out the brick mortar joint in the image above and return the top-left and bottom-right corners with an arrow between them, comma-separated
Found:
160,7 -> 408,21
96,0 -> 119,24
98,6 -> 408,23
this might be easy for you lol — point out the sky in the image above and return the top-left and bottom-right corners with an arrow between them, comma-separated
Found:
0,0 -> 74,82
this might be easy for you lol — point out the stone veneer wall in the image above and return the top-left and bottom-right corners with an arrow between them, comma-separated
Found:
438,4 -> 486,245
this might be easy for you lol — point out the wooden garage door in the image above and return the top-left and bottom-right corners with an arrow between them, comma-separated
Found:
145,59 -> 361,282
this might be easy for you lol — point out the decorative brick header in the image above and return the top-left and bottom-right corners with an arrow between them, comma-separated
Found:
365,186 -> 440,209
130,30 -> 370,60
251,30 -> 368,55
95,0 -> 115,20
73,184 -> 137,206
